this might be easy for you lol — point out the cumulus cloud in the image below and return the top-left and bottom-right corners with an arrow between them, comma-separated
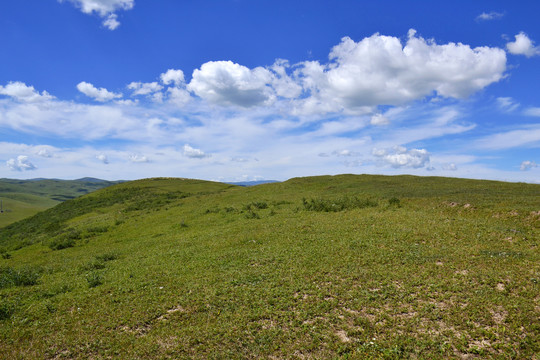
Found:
77,81 -> 122,102
294,29 -> 506,114
183,144 -> 209,159
188,61 -> 275,107
476,11 -> 504,21
373,146 -> 431,169
520,160 -> 537,171
496,97 -> 519,112
59,0 -> 134,30
160,69 -> 185,86
127,82 -> 163,96
0,81 -> 55,103
270,59 -> 302,99
96,154 -> 109,164
506,32 -> 540,57
6,155 -> 37,171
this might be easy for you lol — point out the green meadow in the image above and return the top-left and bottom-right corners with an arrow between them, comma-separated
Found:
0,178 -> 120,227
0,175 -> 538,359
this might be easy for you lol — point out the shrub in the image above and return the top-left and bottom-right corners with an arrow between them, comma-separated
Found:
48,237 -> 76,251
302,196 -> 378,212
0,266 -> 41,288
388,197 -> 401,207
95,252 -> 118,262
243,202 -> 268,211
86,272 -> 103,288
0,302 -> 14,320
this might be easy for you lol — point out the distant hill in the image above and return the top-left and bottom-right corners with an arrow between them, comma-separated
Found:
226,180 -> 279,186
0,178 -> 122,227
0,175 -> 538,358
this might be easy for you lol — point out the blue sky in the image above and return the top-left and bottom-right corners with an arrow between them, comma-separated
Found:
1,0 -> 539,182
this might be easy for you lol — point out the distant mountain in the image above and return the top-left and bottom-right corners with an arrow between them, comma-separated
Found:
226,180 -> 280,186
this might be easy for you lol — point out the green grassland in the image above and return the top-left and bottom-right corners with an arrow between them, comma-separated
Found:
0,178 -> 121,227
0,175 -> 538,359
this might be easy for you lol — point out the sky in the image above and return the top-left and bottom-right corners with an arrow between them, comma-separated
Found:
1,0 -> 539,183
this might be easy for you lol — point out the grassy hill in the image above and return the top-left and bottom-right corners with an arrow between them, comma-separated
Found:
0,178 -> 121,227
0,175 -> 538,359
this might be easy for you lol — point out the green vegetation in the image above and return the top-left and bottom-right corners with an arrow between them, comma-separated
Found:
0,178 -> 121,227
0,175 -> 538,359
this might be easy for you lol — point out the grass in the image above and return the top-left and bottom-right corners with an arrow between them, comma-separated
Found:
0,174 -> 538,359
0,178 -> 121,227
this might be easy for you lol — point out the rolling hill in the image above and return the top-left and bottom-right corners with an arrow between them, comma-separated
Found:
0,175 -> 538,359
0,178 -> 122,227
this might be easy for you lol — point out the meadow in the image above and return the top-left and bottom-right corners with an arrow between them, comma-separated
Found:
0,175 -> 538,359
0,178 -> 120,227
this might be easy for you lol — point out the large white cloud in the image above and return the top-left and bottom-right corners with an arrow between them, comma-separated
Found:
188,61 -> 275,107
183,144 -> 209,159
6,155 -> 37,171
506,32 -> 540,57
59,0 -> 134,30
294,29 -> 506,113
77,81 -> 122,102
373,146 -> 431,169
0,82 -> 55,103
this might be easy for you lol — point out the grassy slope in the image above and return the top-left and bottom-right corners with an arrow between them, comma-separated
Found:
0,175 -> 538,359
0,178 -> 120,227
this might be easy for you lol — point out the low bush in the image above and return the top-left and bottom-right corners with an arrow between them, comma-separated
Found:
0,266 -> 41,288
302,196 -> 378,212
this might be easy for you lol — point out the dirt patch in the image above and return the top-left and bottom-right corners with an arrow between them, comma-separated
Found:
336,330 -> 351,343
496,283 -> 505,292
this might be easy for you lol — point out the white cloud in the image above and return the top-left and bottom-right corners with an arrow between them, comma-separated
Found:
442,163 -> 457,171
166,87 -> 191,107
506,32 -> 540,57
496,97 -> 519,112
523,107 -> 540,117
188,61 -> 275,107
476,12 -> 504,21
96,154 -> 109,164
475,126 -> 540,150
270,59 -> 302,99
183,144 -> 209,159
370,113 -> 390,126
127,82 -> 164,96
6,155 -> 37,171
36,147 -> 54,158
373,146 -> 431,169
103,13 -> 120,30
77,81 -> 122,102
0,81 -> 55,103
129,154 -> 149,163
520,160 -> 537,171
60,0 -> 134,30
160,69 -> 185,86
294,30 -> 506,113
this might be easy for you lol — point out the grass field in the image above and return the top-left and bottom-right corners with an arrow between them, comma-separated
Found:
0,175 -> 538,359
0,178 -> 120,227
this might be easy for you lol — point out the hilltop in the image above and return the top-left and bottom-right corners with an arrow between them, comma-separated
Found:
0,175 -> 538,359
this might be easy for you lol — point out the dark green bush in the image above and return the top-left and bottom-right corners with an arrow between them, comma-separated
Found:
388,197 -> 401,207
48,237 -> 76,251
86,272 -> 103,288
0,302 -> 14,320
302,196 -> 378,212
0,266 -> 41,288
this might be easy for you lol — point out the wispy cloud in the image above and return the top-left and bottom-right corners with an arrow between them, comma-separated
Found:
476,11 -> 504,22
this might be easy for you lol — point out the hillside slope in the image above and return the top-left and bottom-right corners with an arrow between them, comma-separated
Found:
0,175 -> 539,359
0,178 -> 121,227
